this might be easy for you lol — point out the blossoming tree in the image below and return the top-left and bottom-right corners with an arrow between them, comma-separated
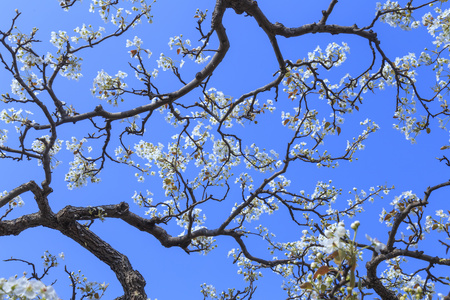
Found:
1,0 -> 450,299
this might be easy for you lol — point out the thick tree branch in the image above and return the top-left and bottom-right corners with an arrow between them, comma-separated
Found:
0,212 -> 49,236
57,220 -> 146,300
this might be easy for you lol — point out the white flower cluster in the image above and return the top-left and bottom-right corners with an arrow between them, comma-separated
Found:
1,190 -> 24,208
132,140 -> 190,202
156,53 -> 175,71
233,195 -> 279,224
425,209 -> 450,233
31,135 -> 63,169
47,31 -> 84,80
308,42 -> 350,68
0,108 -> 34,126
127,111 -> 275,226
243,144 -> 280,172
346,186 -> 391,218
50,30 -> 69,52
0,129 -> 7,148
373,2 -> 450,143
282,110 -> 375,167
71,24 -> 105,44
365,234 -> 386,253
177,208 -> 206,234
319,222 -> 348,254
131,190 -> 153,207
228,248 -> 263,282
16,50 -> 43,74
379,190 -> 419,227
126,36 -> 152,58
89,0 -> 154,27
115,145 -> 139,169
379,53 -> 440,143
380,257 -> 435,298
133,140 -> 163,165
7,29 -> 46,74
168,34 -> 210,65
376,1 -> 418,30
168,34 -> 191,50
126,35 -> 143,48
200,283 -> 217,299
283,42 -> 350,103
66,269 -> 109,299
65,137 -> 100,189
423,7 -> 450,48
345,118 -> 380,153
10,79 -> 28,101
390,190 -> 418,210
48,54 -> 83,81
202,88 -> 276,129
91,70 -> 128,106
0,276 -> 59,300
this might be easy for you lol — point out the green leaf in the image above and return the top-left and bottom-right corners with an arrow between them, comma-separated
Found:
300,282 -> 313,290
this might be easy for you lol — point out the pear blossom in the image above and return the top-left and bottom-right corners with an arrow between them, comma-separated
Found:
366,234 -> 386,253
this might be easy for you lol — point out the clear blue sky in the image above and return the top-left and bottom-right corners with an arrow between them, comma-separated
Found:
1,1 -> 449,299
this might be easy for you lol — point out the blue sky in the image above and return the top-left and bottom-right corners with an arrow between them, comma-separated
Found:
1,0 -> 449,299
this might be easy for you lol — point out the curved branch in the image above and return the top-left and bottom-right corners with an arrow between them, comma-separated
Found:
366,180 -> 450,299
57,220 -> 146,300
0,181 -> 41,209
386,180 -> 450,250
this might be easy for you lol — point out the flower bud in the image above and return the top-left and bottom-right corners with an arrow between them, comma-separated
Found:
351,221 -> 360,230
